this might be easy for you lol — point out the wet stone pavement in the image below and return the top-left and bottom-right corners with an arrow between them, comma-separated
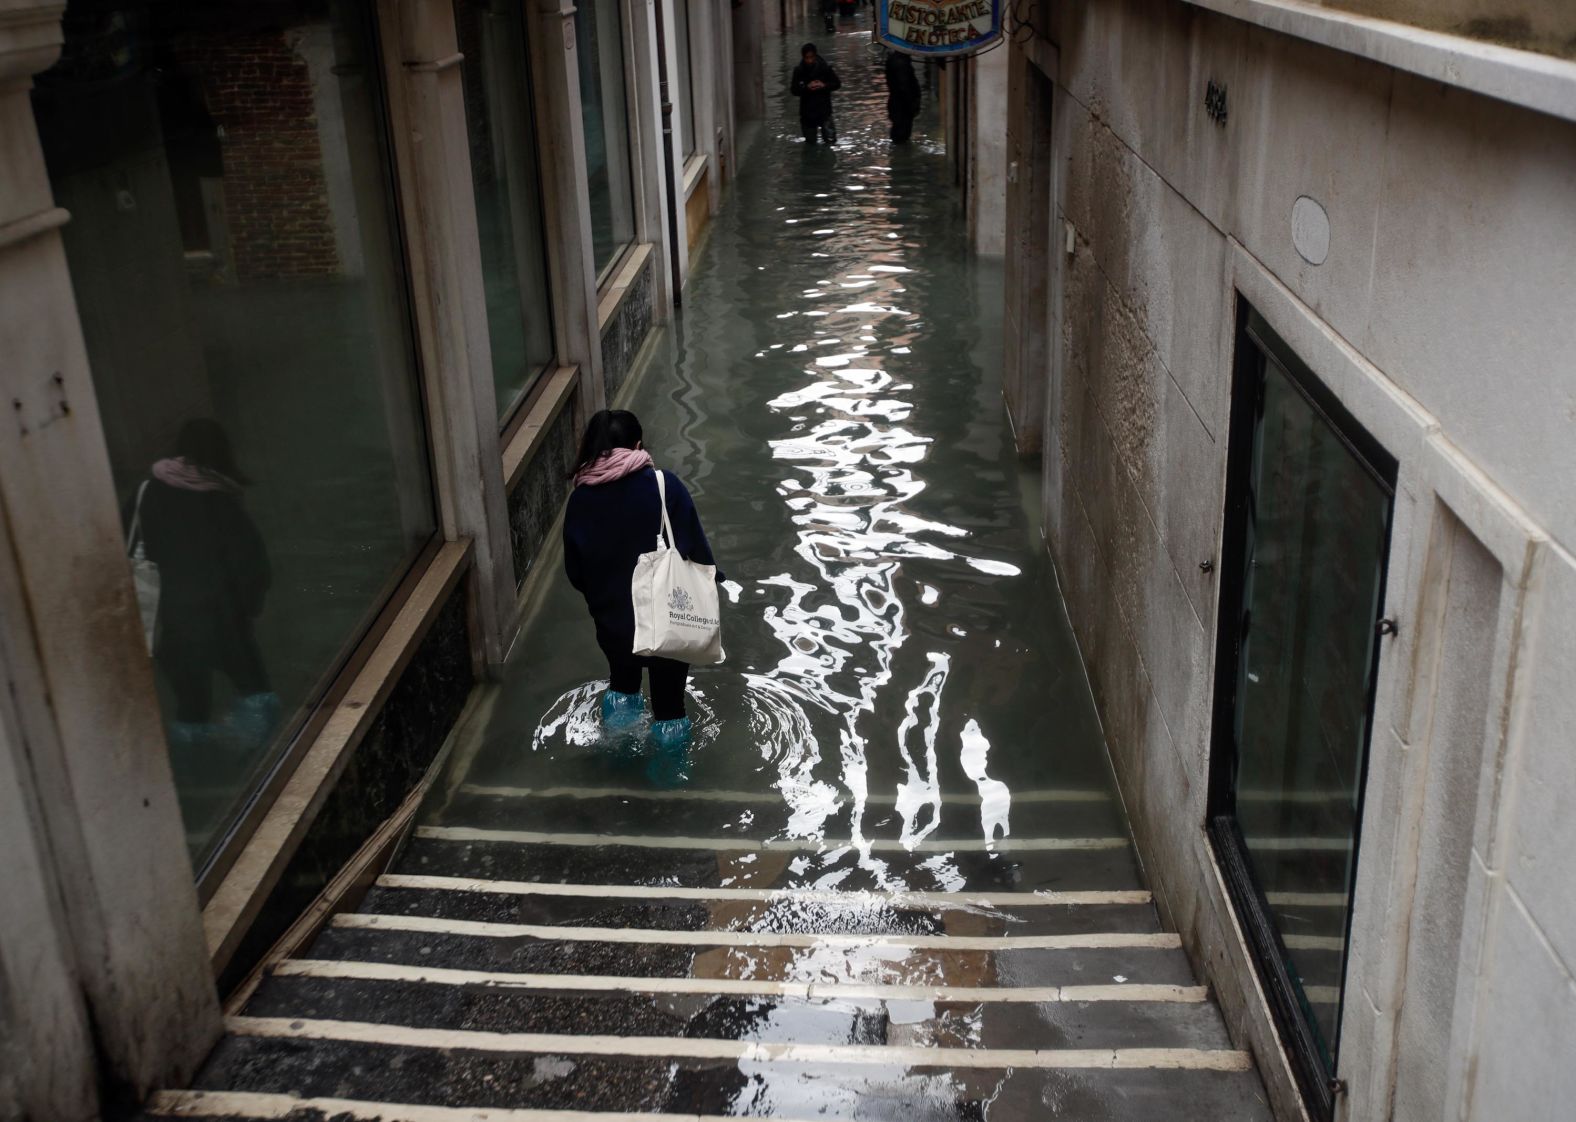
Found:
145,21 -> 1274,1122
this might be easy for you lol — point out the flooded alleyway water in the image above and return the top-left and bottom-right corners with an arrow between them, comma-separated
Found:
162,22 -> 1274,1122
447,34 -> 1117,886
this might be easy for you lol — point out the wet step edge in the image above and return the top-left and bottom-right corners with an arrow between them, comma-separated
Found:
300,926 -> 1202,987
225,1015 -> 1254,1071
327,911 -> 1181,952
396,836 -> 1147,893
155,1053 -> 1273,1120
144,1089 -> 831,1122
358,879 -> 1165,937
452,783 -> 1116,807
264,958 -> 1208,1006
414,825 -> 1134,855
186,1035 -> 1271,1120
436,791 -> 1129,841
243,971 -> 1235,1049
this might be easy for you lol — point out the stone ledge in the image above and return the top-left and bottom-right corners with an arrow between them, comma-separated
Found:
596,241 -> 656,331
1177,0 -> 1576,122
502,365 -> 580,489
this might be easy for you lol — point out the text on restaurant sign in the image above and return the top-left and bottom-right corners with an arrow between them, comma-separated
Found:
879,0 -> 1003,56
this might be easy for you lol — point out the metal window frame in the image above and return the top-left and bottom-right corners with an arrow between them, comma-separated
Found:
1206,297 -> 1398,1121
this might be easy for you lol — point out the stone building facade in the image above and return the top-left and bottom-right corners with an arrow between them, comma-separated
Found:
960,2 -> 1576,1120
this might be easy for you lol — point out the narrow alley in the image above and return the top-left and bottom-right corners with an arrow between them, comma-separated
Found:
143,26 -> 1272,1122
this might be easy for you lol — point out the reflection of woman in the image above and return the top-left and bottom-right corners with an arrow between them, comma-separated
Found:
563,410 -> 719,758
138,419 -> 276,749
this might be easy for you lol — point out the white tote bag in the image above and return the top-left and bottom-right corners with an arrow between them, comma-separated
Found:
126,480 -> 160,652
631,470 -> 724,665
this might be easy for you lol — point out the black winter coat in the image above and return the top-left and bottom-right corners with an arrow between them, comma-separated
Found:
563,468 -> 719,648
886,53 -> 922,116
790,57 -> 841,125
136,479 -> 270,621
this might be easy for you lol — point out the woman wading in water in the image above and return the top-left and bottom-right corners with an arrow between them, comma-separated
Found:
563,410 -> 721,767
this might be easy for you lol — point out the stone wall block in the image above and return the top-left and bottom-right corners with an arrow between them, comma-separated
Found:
1463,892 -> 1576,1122
1503,550 -> 1576,973
1362,72 -> 1576,548
1232,25 -> 1390,342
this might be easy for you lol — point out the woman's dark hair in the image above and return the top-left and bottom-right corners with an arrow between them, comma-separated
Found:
175,417 -> 250,485
571,409 -> 643,477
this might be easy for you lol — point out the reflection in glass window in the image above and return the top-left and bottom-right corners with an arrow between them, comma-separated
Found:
453,0 -> 556,422
674,0 -> 696,159
33,0 -> 437,870
574,0 -> 636,279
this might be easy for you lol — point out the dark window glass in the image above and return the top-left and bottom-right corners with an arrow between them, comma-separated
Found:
33,0 -> 438,871
573,0 -> 636,279
453,0 -> 556,422
1210,307 -> 1396,1116
674,0 -> 696,158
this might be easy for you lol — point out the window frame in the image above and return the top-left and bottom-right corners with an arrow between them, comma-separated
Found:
1206,298 -> 1398,1120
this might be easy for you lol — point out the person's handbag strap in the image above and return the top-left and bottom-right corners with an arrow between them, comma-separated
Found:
127,479 -> 150,554
653,470 -> 676,551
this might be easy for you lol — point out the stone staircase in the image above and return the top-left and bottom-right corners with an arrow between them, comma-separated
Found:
143,785 -> 1274,1121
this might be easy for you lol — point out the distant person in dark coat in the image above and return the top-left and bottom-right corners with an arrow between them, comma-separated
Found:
790,42 -> 841,145
136,418 -> 277,750
563,409 -> 720,763
885,50 -> 922,143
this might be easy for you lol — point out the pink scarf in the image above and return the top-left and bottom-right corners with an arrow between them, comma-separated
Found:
574,447 -> 653,487
152,456 -> 239,494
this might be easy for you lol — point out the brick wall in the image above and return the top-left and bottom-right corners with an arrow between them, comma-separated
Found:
172,28 -> 340,281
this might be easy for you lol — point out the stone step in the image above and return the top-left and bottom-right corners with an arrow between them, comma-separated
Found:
163,1039 -> 1271,1120
303,919 -> 1199,989
395,832 -> 1145,894
359,875 -> 1165,937
242,967 -> 1235,1050
437,784 -> 1127,842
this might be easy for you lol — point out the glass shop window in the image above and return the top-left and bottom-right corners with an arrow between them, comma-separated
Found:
32,0 -> 439,875
453,0 -> 557,423
674,0 -> 697,160
573,0 -> 637,281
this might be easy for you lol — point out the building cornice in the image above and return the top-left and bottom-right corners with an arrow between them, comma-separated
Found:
1176,0 -> 1576,124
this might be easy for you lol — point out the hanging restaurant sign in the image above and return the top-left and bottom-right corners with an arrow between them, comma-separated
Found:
878,0 -> 1003,57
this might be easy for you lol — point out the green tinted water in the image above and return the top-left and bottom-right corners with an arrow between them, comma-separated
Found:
431,27 -> 1123,892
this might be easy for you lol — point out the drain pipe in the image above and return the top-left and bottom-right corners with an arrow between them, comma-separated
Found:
652,0 -> 685,306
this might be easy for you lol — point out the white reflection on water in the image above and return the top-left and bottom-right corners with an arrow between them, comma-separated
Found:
753,158 -> 1028,882
960,718 -> 1011,845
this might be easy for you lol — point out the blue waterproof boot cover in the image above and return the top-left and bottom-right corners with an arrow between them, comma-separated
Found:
645,717 -> 694,788
600,689 -> 647,732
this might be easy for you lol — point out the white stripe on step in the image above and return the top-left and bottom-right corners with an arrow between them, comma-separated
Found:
459,784 -> 1111,805
332,911 -> 1182,951
146,1089 -> 829,1122
1266,891 -> 1347,908
1245,836 -> 1353,853
376,873 -> 1152,908
414,825 -> 1130,853
226,1015 -> 1254,1071
272,958 -> 1208,1004
1282,934 -> 1345,952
